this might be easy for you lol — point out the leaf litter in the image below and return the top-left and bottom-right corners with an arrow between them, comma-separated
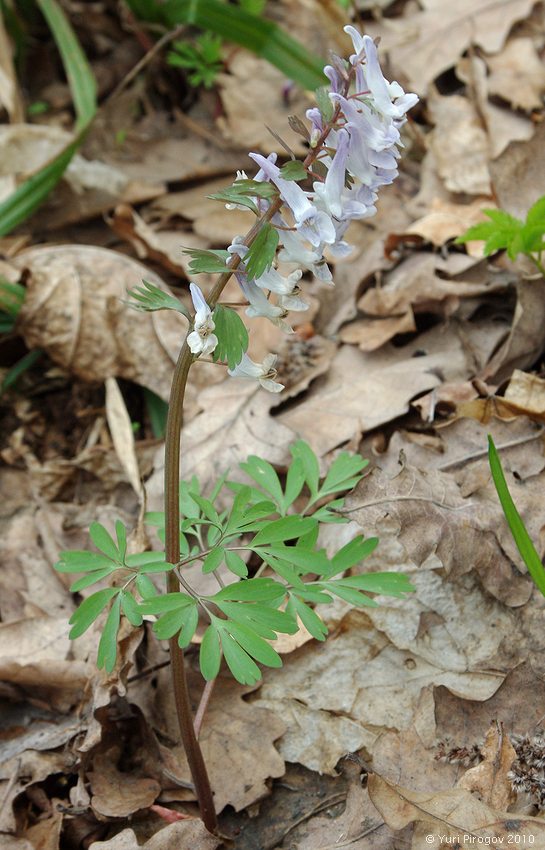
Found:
2,1 -> 545,848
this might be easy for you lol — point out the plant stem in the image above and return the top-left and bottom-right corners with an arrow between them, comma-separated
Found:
162,92 -> 347,833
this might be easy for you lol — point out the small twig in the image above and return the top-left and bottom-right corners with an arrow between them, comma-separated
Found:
438,428 -> 545,471
194,677 -> 218,738
105,23 -> 187,105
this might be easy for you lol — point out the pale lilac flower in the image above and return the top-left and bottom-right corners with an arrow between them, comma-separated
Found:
278,290 -> 309,312
249,152 -> 315,225
187,283 -> 218,356
255,265 -> 303,296
228,353 -> 284,393
344,28 -> 418,122
238,278 -> 293,332
277,224 -> 333,282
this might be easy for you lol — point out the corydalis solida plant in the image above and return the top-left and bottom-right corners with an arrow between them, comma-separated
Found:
56,27 -> 418,834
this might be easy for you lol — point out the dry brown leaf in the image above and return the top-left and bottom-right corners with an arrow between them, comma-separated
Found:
105,377 -> 143,498
294,761 -> 393,850
487,37 -> 545,110
367,0 -> 536,93
15,245 -> 186,401
23,807 -> 63,850
88,821 -> 220,850
490,121 -> 545,219
0,13 -> 23,122
504,369 -> 545,417
131,671 -> 286,813
344,459 -> 532,606
109,205 -> 188,276
368,772 -> 545,848
217,52 -> 309,155
146,379 -> 295,499
89,748 -> 160,818
457,722 -> 515,810
483,277 -> 545,383
405,198 -> 497,249
340,312 -> 416,352
457,54 -> 535,159
427,92 -> 491,195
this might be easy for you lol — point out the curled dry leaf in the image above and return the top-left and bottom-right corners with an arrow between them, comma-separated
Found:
88,748 -> 160,819
88,821 -> 220,850
368,772 -> 545,849
15,245 -> 186,401
483,277 -> 545,384
427,92 -> 491,195
366,0 -> 536,94
486,37 -> 545,111
458,722 -> 515,810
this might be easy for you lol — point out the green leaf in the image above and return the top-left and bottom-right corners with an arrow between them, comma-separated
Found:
55,550 -> 116,573
89,522 -> 120,561
0,280 -> 25,317
219,628 -> 261,684
328,536 -> 379,576
282,458 -> 305,512
135,574 -> 158,599
200,624 -> 222,680
1,350 -> 43,395
225,550 -> 248,577
322,581 -> 378,607
211,577 -> 285,602
287,594 -> 327,641
216,601 -> 298,635
209,186 -> 259,214
240,456 -> 284,505
139,592 -> 195,614
37,0 -> 97,129
97,595 -> 122,672
183,248 -> 231,274
320,452 -> 368,496
121,590 -> 144,626
212,304 -> 249,369
290,441 -> 320,499
178,605 -> 199,648
69,568 -> 115,592
526,195 -> 545,227
258,545 -> 330,574
488,436 -> 545,597
69,588 -> 119,639
279,161 -> 308,181
115,521 -> 127,562
244,222 -> 279,280
331,572 -> 415,596
233,179 -> 278,200
0,0 -> 97,236
203,547 -> 225,574
251,515 -> 317,546
151,0 -> 326,90
315,85 -> 334,122
144,388 -> 169,439
127,280 -> 191,318
153,602 -> 198,640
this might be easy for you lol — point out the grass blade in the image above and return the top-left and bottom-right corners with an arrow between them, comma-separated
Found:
0,0 -> 97,235
134,0 -> 326,90
37,0 -> 97,129
488,435 -> 545,596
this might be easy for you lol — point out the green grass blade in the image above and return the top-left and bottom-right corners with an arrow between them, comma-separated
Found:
0,0 -> 97,236
1,348 -> 42,394
0,140 -> 78,236
37,0 -> 97,129
144,0 -> 326,90
488,435 -> 545,596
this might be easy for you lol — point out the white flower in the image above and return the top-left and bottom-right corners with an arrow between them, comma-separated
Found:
238,278 -> 294,332
187,283 -> 218,357
228,353 -> 284,393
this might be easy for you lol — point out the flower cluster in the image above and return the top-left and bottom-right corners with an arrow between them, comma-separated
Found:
187,26 -> 418,390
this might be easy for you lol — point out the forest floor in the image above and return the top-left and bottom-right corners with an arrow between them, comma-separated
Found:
2,1 -> 545,848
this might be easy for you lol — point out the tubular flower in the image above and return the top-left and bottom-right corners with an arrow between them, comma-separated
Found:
228,353 -> 285,393
187,283 -> 218,357
217,24 -> 417,390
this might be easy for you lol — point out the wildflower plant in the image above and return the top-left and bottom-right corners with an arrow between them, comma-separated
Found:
56,27 -> 418,834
